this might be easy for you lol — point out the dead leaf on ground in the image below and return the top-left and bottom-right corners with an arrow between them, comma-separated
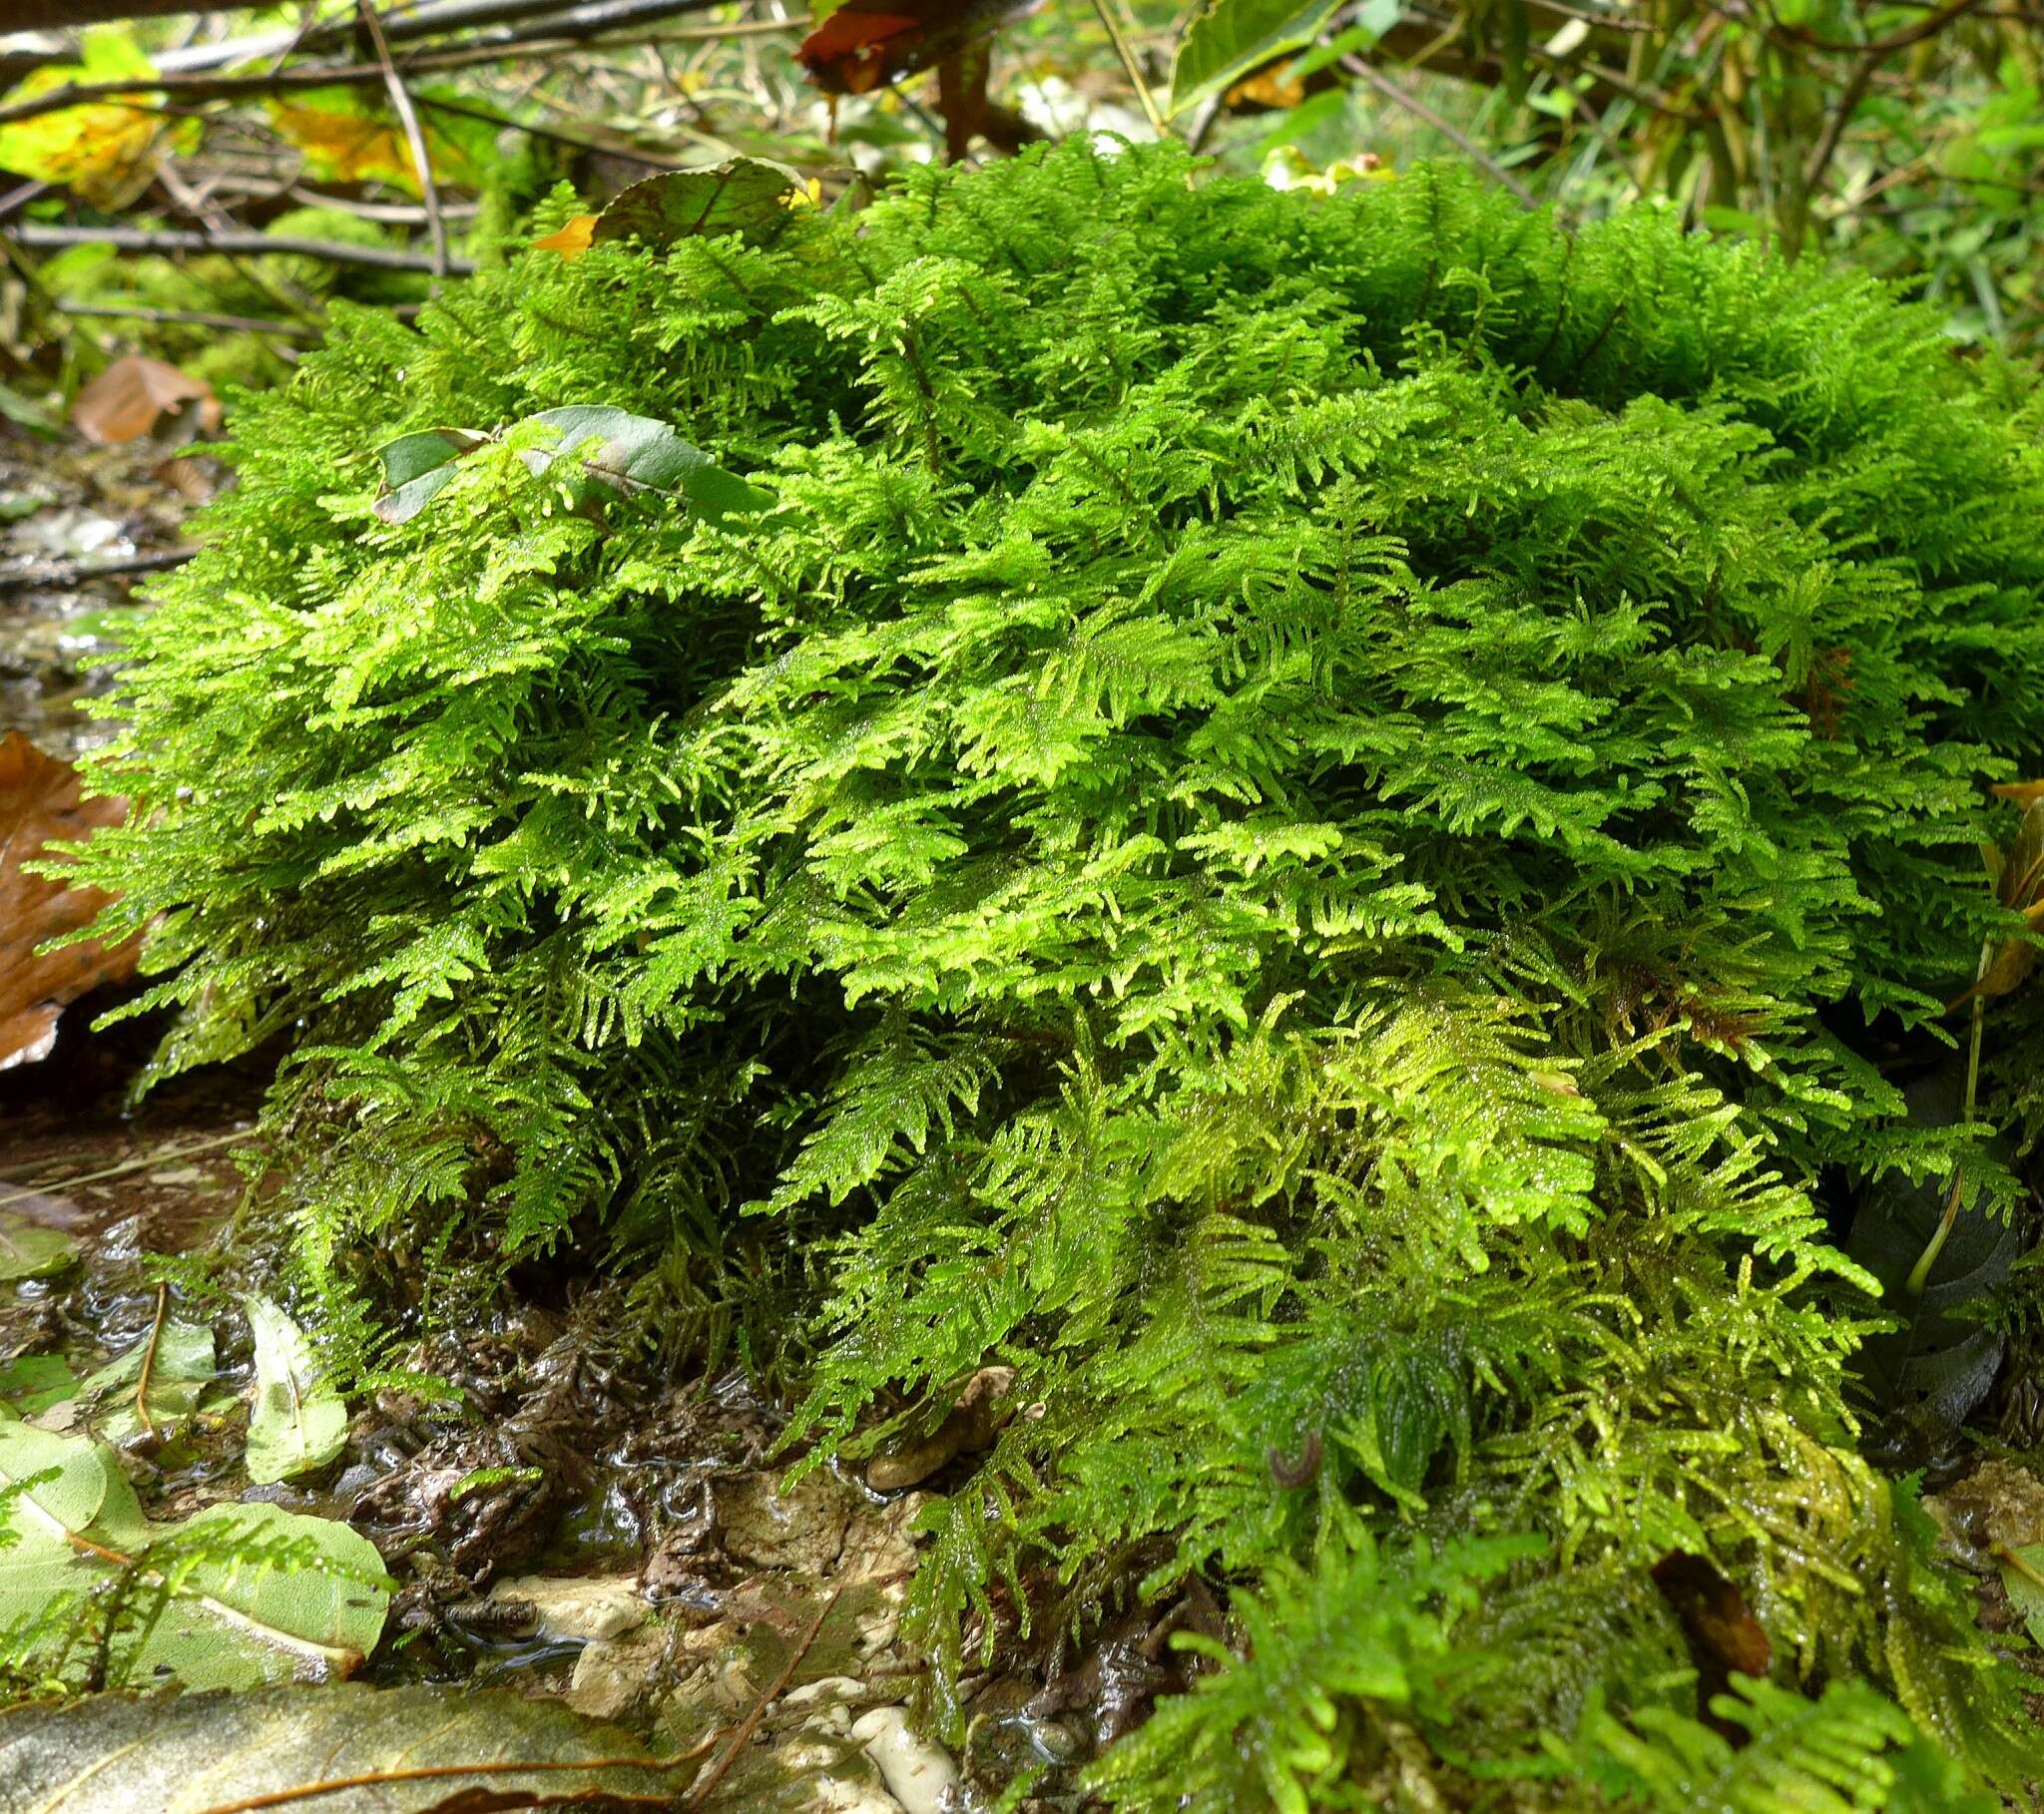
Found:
0,1681 -> 686,1813
0,730 -> 138,1070
72,355 -> 220,446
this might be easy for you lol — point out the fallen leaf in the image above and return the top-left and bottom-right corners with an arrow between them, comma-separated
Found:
76,1319 -> 216,1445
0,730 -> 139,1071
72,354 -> 220,445
0,1425 -> 390,1692
796,0 -> 1042,98
0,1209 -> 80,1282
245,1294 -> 349,1484
372,409 -> 772,526
0,1354 -> 80,1417
0,1681 -> 686,1812
122,1502 -> 390,1690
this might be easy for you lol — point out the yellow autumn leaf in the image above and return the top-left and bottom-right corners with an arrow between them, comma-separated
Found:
0,26 -> 164,209
268,90 -> 471,197
533,214 -> 597,258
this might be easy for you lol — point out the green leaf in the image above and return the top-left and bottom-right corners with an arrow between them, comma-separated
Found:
590,157 -> 808,251
520,405 -> 775,518
1168,0 -> 1343,117
0,1426 -> 149,1643
1999,1543 -> 2044,1647
244,1295 -> 347,1484
0,1681 -> 680,1812
0,1208 -> 79,1281
371,410 -> 769,526
122,1502 -> 390,1690
0,1421 -> 146,1549
0,1354 -> 79,1417
370,426 -> 487,524
76,1320 -> 216,1445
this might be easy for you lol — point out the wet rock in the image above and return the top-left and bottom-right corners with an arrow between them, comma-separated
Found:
849,1707 -> 959,1814
566,1625 -> 668,1720
492,1571 -> 649,1641
720,1471 -> 856,1574
1926,1459 -> 2044,1570
866,1368 -> 1016,1493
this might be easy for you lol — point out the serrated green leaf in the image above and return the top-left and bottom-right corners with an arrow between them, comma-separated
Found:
244,1295 -> 347,1484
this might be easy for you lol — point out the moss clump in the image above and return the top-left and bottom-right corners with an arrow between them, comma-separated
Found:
81,141 -> 2044,1806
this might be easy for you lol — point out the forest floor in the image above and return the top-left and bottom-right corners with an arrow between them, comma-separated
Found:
0,427 -> 1108,1814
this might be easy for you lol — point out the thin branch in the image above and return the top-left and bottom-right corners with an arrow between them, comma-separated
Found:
0,1 -> 751,130
685,1587 -> 843,1811
1341,54 -> 1538,208
55,298 -> 317,340
11,224 -> 473,274
1801,50 -> 1880,197
0,546 -> 199,597
356,0 -> 450,281
134,1282 -> 169,1443
1088,0 -> 1171,138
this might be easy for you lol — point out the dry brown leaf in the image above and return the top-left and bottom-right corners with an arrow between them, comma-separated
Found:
0,730 -> 139,1070
72,354 -> 220,446
1990,779 -> 2044,807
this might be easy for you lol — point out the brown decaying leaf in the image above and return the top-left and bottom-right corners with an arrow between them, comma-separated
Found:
796,0 -> 1042,98
72,353 -> 220,445
1949,797 -> 2044,1012
0,730 -> 139,1070
1650,1550 -> 1771,1707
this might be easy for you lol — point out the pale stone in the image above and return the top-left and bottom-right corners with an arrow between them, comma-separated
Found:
849,1707 -> 959,1814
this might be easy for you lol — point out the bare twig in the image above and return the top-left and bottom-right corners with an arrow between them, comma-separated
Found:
1088,0 -> 1171,138
134,1282 -> 169,1443
0,546 -> 199,597
686,1587 -> 843,1811
1341,54 -> 1538,207
356,0 -> 450,281
1801,49 -> 1880,198
53,300 -> 318,338
0,2 -> 756,130
10,224 -> 473,275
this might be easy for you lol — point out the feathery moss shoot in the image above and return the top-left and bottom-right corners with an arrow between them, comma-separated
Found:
79,140 -> 2044,1807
